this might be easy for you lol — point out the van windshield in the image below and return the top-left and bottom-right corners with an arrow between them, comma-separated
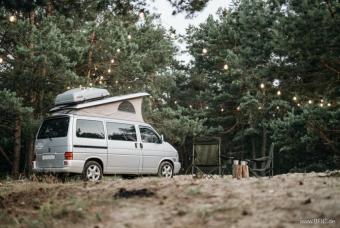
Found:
37,117 -> 69,139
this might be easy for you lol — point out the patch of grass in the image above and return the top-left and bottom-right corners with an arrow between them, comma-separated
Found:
187,186 -> 202,195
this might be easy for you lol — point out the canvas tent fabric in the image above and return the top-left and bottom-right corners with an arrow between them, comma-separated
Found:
50,91 -> 149,123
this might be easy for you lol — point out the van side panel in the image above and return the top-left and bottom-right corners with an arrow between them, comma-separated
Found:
72,117 -> 107,173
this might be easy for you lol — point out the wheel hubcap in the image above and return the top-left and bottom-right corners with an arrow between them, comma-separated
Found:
87,165 -> 100,181
161,164 -> 173,178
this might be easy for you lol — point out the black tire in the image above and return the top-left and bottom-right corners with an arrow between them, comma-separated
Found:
82,160 -> 103,181
158,161 -> 174,178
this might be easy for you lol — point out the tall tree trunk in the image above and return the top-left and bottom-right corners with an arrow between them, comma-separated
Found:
251,137 -> 256,169
87,31 -> 96,79
26,133 -> 34,175
261,127 -> 267,157
12,116 -> 21,178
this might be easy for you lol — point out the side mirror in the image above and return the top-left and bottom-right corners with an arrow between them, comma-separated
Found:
161,134 -> 164,142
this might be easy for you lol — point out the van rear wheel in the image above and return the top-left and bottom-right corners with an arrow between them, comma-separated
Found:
83,161 -> 103,181
158,161 -> 174,178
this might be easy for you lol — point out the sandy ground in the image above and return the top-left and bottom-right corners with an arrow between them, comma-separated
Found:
0,172 -> 339,228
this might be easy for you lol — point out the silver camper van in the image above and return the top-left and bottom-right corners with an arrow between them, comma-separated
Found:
33,88 -> 181,181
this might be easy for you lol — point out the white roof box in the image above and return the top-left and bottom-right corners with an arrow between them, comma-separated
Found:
55,87 -> 110,106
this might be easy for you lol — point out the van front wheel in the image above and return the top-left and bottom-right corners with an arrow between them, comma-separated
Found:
158,161 -> 174,178
83,161 -> 103,181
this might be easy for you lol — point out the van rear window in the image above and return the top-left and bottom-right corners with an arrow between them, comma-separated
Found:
37,117 -> 69,139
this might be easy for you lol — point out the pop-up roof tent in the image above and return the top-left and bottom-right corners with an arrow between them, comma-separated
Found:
50,88 -> 149,123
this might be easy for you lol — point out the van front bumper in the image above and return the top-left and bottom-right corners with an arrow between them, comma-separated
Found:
33,160 -> 84,174
174,162 -> 181,174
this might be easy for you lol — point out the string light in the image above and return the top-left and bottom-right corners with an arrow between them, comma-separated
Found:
89,83 -> 93,87
170,33 -> 176,39
115,80 -> 118,84
127,34 -> 132,40
236,106 -> 240,111
108,68 -> 111,73
297,103 -> 301,107
327,103 -> 331,107
205,106 -> 209,110
128,86 -> 131,89
202,48 -> 207,54
95,67 -> 97,71
67,86 -> 70,90
320,99 -> 324,103
100,76 -> 104,80
111,59 -> 115,64
99,80 -> 102,85
276,106 -> 280,110
277,90 -> 281,96
258,106 -> 262,110
293,96 -> 297,101
308,100 -> 313,104
0,57 -> 3,63
174,100 -> 178,104
189,105 -> 192,109
223,64 -> 228,70
9,15 -> 16,22
79,85 -> 82,88
260,83 -> 265,89
221,108 -> 224,112
117,48 -> 121,53
319,103 -> 324,107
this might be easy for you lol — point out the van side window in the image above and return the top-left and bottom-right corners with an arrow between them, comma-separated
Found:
139,127 -> 161,144
107,122 -> 137,141
76,119 -> 105,139
118,101 -> 136,113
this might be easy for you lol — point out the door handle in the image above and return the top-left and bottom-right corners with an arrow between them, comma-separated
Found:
135,143 -> 138,148
140,143 -> 143,149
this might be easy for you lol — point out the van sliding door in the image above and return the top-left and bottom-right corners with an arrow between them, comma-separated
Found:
72,118 -> 107,170
106,122 -> 140,174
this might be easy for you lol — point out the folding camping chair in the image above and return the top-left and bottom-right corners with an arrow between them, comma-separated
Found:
246,143 -> 274,177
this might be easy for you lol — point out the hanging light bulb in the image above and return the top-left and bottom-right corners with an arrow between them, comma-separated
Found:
236,106 -> 240,111
100,76 -> 104,80
260,83 -> 265,89
320,99 -> 324,103
9,15 -> 16,22
108,68 -> 111,73
115,80 -> 118,84
276,106 -> 280,110
221,108 -> 224,112
308,100 -> 313,104
117,48 -> 121,53
0,57 -> 3,63
128,86 -> 131,89
277,90 -> 281,96
174,100 -> 178,104
297,103 -> 301,107
127,34 -> 132,40
99,80 -> 102,85
202,48 -> 207,54
319,103 -> 324,107
258,106 -> 262,110
293,96 -> 297,101
189,105 -> 192,109
205,106 -> 209,110
223,64 -> 228,70
327,103 -> 331,107
111,59 -> 115,64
